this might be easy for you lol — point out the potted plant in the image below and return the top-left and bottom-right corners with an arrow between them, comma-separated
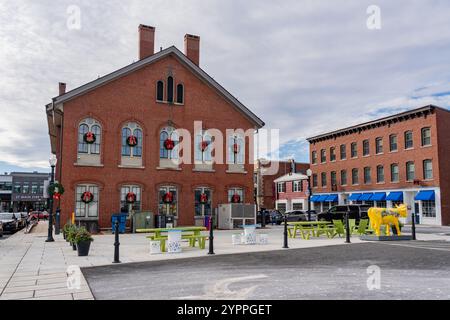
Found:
62,224 -> 72,241
66,225 -> 78,250
74,227 -> 94,256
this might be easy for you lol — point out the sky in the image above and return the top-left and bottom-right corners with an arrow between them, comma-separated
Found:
1,0 -> 450,173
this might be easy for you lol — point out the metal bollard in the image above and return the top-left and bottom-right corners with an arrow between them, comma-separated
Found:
113,221 -> 121,263
283,215 -> 289,249
411,212 -> 417,240
345,212 -> 351,244
208,215 -> 215,255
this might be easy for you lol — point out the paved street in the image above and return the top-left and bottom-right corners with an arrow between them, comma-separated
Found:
83,241 -> 450,300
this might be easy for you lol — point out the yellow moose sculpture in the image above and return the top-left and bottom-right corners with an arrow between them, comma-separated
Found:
368,204 -> 408,236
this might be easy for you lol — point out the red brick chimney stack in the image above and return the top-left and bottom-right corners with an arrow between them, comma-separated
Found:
184,34 -> 200,66
139,24 -> 155,60
59,82 -> 66,96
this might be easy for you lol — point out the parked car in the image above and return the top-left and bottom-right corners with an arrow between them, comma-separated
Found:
30,211 -> 49,220
0,213 -> 20,233
256,209 -> 271,225
13,213 -> 27,229
0,221 -> 3,237
317,205 -> 371,222
283,210 -> 318,223
270,210 -> 284,225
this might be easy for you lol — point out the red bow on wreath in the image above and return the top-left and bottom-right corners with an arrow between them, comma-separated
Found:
81,191 -> 94,204
200,141 -> 209,152
53,192 -> 61,200
127,135 -> 138,147
126,192 -> 136,204
84,132 -> 96,144
231,194 -> 241,203
233,143 -> 239,154
199,193 -> 208,204
163,192 -> 174,204
164,139 -> 175,150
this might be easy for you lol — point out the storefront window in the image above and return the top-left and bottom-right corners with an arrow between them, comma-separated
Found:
376,201 -> 386,208
158,186 -> 178,216
120,185 -> 141,212
194,187 -> 211,216
75,185 -> 99,218
422,200 -> 436,217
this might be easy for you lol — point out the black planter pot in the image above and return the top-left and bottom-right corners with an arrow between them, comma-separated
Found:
63,232 -> 67,240
76,241 -> 91,256
72,242 -> 77,251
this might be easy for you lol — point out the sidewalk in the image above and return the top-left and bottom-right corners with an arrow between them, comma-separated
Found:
1,222 -> 448,300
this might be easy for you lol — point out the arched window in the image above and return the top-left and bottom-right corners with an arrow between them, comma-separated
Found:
228,135 -> 244,164
176,84 -> 184,104
78,118 -> 101,155
156,81 -> 164,102
228,188 -> 244,203
120,185 -> 141,212
121,123 -> 143,158
75,184 -> 99,219
167,76 -> 174,103
158,186 -> 178,216
195,131 -> 212,162
159,127 -> 179,160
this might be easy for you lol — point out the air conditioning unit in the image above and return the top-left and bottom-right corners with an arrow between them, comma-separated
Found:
217,204 -> 256,230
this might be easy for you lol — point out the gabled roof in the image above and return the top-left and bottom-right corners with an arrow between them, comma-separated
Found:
274,172 -> 308,183
50,46 -> 264,128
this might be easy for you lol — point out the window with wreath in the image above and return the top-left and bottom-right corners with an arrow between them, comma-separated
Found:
121,123 -> 143,167
159,127 -> 180,168
195,187 -> 212,216
75,185 -> 99,219
120,185 -> 141,212
77,118 -> 102,165
227,134 -> 245,172
158,186 -> 178,216
195,131 -> 213,169
228,188 -> 244,203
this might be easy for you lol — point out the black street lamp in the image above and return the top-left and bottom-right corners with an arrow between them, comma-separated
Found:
306,169 -> 313,221
46,155 -> 57,243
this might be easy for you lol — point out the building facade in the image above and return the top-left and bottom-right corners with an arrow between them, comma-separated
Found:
274,173 -> 309,213
11,172 -> 49,212
46,25 -> 264,231
0,173 -> 12,212
307,105 -> 450,226
254,159 -> 309,211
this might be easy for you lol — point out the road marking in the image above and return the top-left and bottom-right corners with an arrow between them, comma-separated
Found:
176,274 -> 268,300
379,242 -> 450,252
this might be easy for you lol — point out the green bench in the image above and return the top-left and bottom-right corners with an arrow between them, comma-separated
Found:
147,234 -> 208,252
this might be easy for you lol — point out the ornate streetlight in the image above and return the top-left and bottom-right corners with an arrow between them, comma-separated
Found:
46,155 -> 57,242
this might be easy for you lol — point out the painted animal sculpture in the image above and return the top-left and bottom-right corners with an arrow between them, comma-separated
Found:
367,205 -> 408,236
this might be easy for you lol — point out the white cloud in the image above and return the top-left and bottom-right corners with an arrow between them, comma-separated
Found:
1,0 -> 450,170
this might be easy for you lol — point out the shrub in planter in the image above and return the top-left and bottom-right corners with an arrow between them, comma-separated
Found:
63,224 -> 72,241
74,227 -> 94,256
66,225 -> 78,249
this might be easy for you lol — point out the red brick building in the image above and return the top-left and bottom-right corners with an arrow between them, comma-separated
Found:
307,105 -> 450,226
46,25 -> 264,231
274,172 -> 310,213
254,159 -> 309,211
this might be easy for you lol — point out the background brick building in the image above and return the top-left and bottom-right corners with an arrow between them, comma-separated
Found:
307,105 -> 450,226
46,25 -> 264,231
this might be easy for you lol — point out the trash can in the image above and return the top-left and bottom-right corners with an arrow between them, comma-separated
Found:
111,213 -> 128,234
155,215 -> 166,229
166,215 -> 175,228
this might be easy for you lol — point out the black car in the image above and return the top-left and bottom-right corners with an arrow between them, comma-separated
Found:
317,205 -> 371,222
256,209 -> 271,225
0,213 -> 20,233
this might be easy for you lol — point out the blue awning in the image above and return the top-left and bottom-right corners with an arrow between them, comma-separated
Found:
386,192 -> 403,201
370,192 -> 386,201
415,190 -> 435,201
348,193 -> 362,201
317,195 -> 330,202
310,195 -> 321,203
360,193 -> 374,201
326,194 -> 339,202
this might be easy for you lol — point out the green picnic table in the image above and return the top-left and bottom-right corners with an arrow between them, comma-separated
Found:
136,227 -> 207,251
287,221 -> 335,240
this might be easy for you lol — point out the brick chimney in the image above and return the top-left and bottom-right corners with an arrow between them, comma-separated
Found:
184,34 -> 200,66
139,24 -> 155,60
59,82 -> 66,96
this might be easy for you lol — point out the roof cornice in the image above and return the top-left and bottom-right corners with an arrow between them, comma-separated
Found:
307,105 -> 439,144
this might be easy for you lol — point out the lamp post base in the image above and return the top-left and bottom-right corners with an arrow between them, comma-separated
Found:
45,238 -> 55,243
